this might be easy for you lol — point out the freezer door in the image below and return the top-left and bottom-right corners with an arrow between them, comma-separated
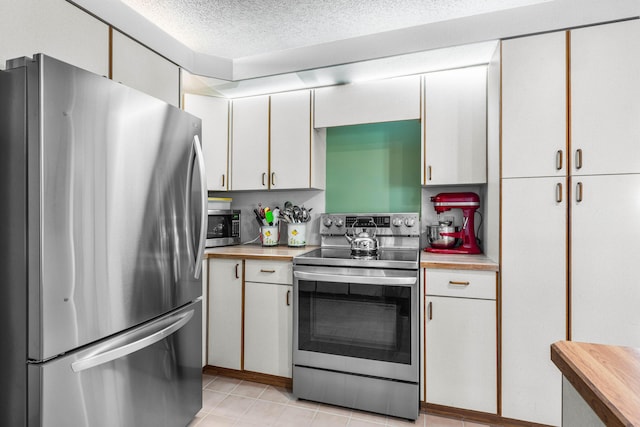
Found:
26,55 -> 206,360
28,301 -> 202,427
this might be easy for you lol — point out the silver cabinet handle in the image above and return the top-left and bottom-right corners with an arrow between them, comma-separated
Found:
271,172 -> 276,187
71,309 -> 194,372
427,165 -> 432,181
575,149 -> 583,170
286,290 -> 291,306
428,301 -> 433,320
235,263 -> 240,279
260,269 -> 276,273
556,182 -> 563,203
221,174 -> 225,188
262,172 -> 267,186
556,150 -> 563,171
576,182 -> 583,203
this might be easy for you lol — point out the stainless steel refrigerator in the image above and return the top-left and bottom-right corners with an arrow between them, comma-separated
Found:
0,54 -> 207,427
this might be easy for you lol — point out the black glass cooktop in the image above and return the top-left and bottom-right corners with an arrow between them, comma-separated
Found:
293,247 -> 419,270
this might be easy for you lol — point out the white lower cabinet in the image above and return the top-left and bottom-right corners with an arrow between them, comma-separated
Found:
501,177 -> 566,426
244,260 -> 293,377
244,281 -> 293,377
571,174 -> 640,347
424,269 -> 497,414
207,258 -> 293,378
208,258 -> 243,370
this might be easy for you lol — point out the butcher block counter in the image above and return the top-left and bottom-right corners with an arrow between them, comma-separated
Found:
551,341 -> 640,427
205,245 -> 318,261
420,252 -> 499,271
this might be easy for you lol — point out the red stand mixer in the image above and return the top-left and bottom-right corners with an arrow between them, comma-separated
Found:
425,192 -> 482,254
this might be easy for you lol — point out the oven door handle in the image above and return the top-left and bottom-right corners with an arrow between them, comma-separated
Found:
294,271 -> 417,286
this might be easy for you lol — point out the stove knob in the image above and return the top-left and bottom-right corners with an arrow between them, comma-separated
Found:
323,217 -> 333,227
335,219 -> 344,228
392,218 -> 404,227
404,218 -> 416,227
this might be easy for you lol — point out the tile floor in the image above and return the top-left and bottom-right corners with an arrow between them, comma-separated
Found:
188,374 -> 496,427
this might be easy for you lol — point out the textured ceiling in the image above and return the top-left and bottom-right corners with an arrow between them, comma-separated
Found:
120,0 -> 552,59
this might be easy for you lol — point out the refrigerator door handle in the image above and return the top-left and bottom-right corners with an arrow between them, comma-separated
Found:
71,309 -> 195,373
193,135 -> 207,279
185,135 -> 207,279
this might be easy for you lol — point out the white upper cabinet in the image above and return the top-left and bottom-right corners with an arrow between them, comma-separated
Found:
230,95 -> 270,191
314,75 -> 421,128
111,30 -> 180,107
502,32 -> 568,179
231,90 -> 325,191
423,66 -> 487,185
570,20 -> 640,176
184,94 -> 230,191
0,0 -> 108,76
270,90 -> 324,190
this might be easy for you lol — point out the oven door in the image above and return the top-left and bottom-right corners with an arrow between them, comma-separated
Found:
293,265 -> 419,383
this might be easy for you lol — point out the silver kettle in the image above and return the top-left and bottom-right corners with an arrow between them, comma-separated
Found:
345,218 -> 379,254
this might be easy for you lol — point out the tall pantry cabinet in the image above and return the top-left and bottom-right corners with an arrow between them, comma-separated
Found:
501,19 -> 640,426
501,31 -> 567,427
569,20 -> 640,347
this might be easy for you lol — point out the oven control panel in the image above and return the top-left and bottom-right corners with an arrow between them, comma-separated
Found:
320,213 -> 419,236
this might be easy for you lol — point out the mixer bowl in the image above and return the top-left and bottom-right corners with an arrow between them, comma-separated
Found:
426,224 -> 460,249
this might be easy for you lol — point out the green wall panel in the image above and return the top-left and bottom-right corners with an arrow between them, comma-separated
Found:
326,120 -> 421,213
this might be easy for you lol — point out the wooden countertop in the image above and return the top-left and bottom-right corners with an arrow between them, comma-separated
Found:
551,341 -> 640,427
205,245 -> 318,261
420,252 -> 499,271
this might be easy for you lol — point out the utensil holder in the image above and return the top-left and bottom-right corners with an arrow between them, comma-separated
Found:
260,225 -> 279,246
287,223 -> 307,247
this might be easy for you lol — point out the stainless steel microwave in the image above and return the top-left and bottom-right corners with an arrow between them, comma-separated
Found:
206,209 -> 241,247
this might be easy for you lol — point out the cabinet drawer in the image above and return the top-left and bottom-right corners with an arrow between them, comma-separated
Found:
245,260 -> 292,284
425,269 -> 496,300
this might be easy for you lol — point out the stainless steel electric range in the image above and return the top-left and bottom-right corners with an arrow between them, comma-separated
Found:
292,212 -> 420,420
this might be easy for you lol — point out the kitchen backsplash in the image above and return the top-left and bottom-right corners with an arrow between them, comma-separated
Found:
210,189 -> 325,246
325,120 -> 421,213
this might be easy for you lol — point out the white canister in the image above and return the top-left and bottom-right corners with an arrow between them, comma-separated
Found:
260,225 -> 279,246
287,223 -> 307,247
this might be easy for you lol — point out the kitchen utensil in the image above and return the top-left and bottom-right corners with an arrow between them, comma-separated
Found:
265,208 -> 274,225
253,208 -> 265,226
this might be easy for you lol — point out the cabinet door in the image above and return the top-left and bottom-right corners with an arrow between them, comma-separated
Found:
111,30 -> 180,107
230,95 -> 269,190
501,177 -> 566,426
208,259 -> 242,370
244,282 -> 293,378
314,75 -> 421,128
571,174 -> 640,347
571,20 -> 640,176
0,0 -> 109,77
270,90 -> 311,190
501,32 -> 567,179
423,66 -> 487,185
184,94 -> 229,191
419,269 -> 425,403
425,295 -> 496,413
